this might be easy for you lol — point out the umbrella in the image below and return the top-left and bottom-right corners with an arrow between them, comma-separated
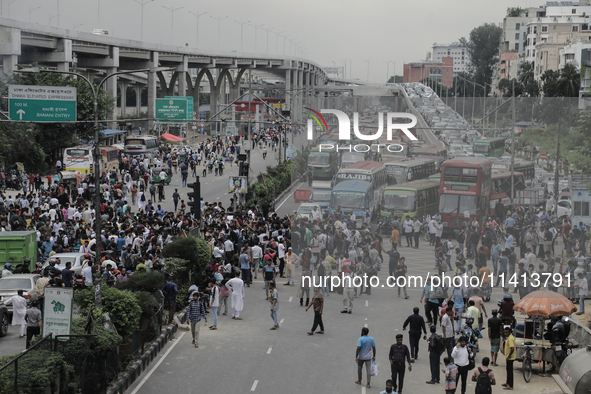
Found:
513,290 -> 577,318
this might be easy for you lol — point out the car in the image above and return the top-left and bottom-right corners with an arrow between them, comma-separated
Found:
40,253 -> 88,276
0,274 -> 41,314
0,304 -> 7,337
296,203 -> 322,219
556,200 -> 572,218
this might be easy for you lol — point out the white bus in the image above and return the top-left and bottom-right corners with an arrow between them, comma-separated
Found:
63,145 -> 92,174
124,136 -> 159,158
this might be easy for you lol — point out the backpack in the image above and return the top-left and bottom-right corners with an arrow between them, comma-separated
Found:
434,334 -> 446,354
317,262 -> 326,277
141,193 -> 146,202
475,367 -> 492,394
442,241 -> 449,254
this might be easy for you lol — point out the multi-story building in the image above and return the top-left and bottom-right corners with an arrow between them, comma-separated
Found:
431,42 -> 470,74
403,57 -> 454,87
499,52 -> 521,81
501,6 -> 547,54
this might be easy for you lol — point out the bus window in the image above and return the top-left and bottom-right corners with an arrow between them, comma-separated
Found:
444,167 -> 461,182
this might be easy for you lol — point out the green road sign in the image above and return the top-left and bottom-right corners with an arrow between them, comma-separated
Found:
9,85 -> 77,122
156,98 -> 189,120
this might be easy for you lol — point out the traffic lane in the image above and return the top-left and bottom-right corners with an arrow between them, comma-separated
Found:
0,324 -> 27,358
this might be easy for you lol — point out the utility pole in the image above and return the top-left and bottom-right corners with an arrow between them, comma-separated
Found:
261,26 -> 274,55
511,79 -> 515,205
249,23 -> 263,53
210,15 -> 228,52
234,20 -> 250,53
162,6 -> 183,45
188,11 -> 206,49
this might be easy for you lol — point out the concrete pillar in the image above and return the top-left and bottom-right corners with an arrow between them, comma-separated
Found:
0,27 -> 21,75
119,81 -> 128,116
285,69 -> 291,115
2,55 -> 17,75
147,51 -> 159,131
177,56 -> 188,97
297,69 -> 304,124
135,85 -> 142,116
105,67 -> 118,129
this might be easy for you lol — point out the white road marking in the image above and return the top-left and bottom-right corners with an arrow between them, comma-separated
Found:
129,332 -> 186,394
361,386 -> 366,394
280,319 -> 284,325
289,296 -> 293,303
275,182 -> 303,211
267,347 -> 272,354
251,380 -> 259,391
365,300 -> 368,307
364,323 -> 368,328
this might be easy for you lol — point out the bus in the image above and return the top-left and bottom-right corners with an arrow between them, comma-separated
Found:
384,157 -> 437,186
411,145 -> 448,161
334,161 -> 388,189
473,137 -> 506,158
340,152 -> 366,169
318,133 -> 340,146
124,135 -> 159,158
381,179 -> 440,218
311,181 -> 332,211
376,138 -> 410,161
307,146 -> 338,180
491,159 -> 535,186
490,171 -> 526,215
439,158 -> 492,231
329,180 -> 378,223
63,145 -> 120,174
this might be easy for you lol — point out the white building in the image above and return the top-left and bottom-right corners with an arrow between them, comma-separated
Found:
431,42 -> 470,74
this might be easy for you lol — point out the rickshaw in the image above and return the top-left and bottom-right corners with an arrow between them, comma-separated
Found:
151,166 -> 172,185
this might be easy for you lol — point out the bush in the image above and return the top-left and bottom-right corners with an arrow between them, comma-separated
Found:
75,286 -> 142,342
162,236 -> 210,282
176,283 -> 191,310
115,271 -> 166,293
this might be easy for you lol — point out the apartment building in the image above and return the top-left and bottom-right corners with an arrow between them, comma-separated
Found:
431,42 -> 471,74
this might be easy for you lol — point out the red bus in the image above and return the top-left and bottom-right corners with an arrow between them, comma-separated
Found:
490,171 -> 526,215
100,146 -> 120,174
439,158 -> 492,231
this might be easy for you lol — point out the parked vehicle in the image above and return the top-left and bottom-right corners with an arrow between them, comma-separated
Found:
0,274 -> 41,313
40,253 -> 88,276
0,304 -> 8,337
0,231 -> 38,273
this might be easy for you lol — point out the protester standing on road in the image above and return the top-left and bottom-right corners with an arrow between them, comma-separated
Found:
1,290 -> 27,338
355,327 -> 376,389
306,287 -> 324,335
163,276 -> 178,325
341,266 -> 354,314
226,271 -> 245,320
403,306 -> 427,361
209,278 -> 219,330
444,357 -> 458,394
471,357 -> 495,392
426,325 -> 441,384
25,301 -> 42,348
268,282 -> 279,330
388,333 -> 412,394
186,291 -> 207,348
488,310 -> 502,366
395,257 -> 409,299
442,304 -> 455,359
503,327 -> 516,390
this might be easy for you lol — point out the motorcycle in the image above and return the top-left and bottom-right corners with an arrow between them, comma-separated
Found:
461,316 -> 480,352
552,317 -> 572,367
376,215 -> 393,236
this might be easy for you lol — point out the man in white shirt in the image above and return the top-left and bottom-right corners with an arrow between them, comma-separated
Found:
403,217 -> 414,248
428,218 -> 437,246
278,241 -> 286,278
310,206 -> 321,222
224,238 -> 234,261
83,265 -> 93,287
251,243 -> 263,279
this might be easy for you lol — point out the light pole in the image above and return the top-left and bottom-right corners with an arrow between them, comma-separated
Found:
18,66 -> 169,308
188,11 -> 207,49
28,6 -> 40,22
56,0 -> 60,26
49,14 -> 60,26
234,20 -> 250,53
210,15 -> 228,52
274,31 -> 283,54
249,23 -> 263,53
133,0 -> 154,42
97,0 -> 101,28
7,0 -> 19,18
280,33 -> 291,55
261,26 -> 274,55
162,6 -> 183,45
364,59 -> 370,82
73,23 -> 83,30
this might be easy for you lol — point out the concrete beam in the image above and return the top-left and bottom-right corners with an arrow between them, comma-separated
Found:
0,26 -> 20,56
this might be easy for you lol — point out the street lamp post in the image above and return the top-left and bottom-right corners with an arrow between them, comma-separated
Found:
49,14 -> 60,26
7,0 -> 19,18
188,11 -> 207,49
280,33 -> 291,55
234,20 -> 250,53
249,23 -> 263,53
133,0 -> 154,42
210,15 -> 228,52
274,31 -> 284,55
19,66 -> 169,307
56,0 -> 60,27
73,23 -> 84,30
261,26 -> 274,55
162,6 -> 183,45
28,6 -> 40,22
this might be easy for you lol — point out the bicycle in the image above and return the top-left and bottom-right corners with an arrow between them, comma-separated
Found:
522,342 -> 534,383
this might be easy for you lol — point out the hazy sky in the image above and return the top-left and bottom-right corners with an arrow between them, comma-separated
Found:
7,0 -> 538,81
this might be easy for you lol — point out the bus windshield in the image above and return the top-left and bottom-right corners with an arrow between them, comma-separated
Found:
308,153 -> 330,165
332,192 -> 365,209
473,144 -> 489,153
125,139 -> 145,145
313,190 -> 331,202
439,194 -> 477,215
66,148 -> 90,156
382,191 -> 415,212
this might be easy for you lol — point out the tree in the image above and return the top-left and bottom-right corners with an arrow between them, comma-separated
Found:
498,78 -> 523,97
162,236 -> 210,281
517,61 -> 539,97
556,63 -> 580,97
459,23 -> 503,96
387,75 -> 403,83
507,7 -> 526,17
540,69 -> 560,97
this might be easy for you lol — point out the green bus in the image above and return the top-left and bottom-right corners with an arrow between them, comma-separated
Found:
473,137 -> 506,158
308,146 -> 338,180
380,179 -> 440,218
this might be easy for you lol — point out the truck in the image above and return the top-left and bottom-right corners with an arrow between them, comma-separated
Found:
0,231 -> 37,273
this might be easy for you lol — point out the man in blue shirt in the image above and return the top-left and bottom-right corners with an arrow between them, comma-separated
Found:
61,262 -> 73,287
355,327 -> 376,389
103,264 -> 115,288
41,237 -> 54,258
239,248 -> 251,287
163,276 -> 178,325
505,216 -> 515,235
156,205 -> 165,219
116,233 -> 126,251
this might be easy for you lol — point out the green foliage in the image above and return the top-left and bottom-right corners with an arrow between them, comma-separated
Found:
387,75 -> 404,83
0,349 -> 76,394
459,23 -> 503,96
517,61 -> 539,97
115,271 -> 166,293
176,283 -> 191,310
134,291 -> 160,316
162,236 -> 210,282
507,7 -> 526,17
161,257 -> 190,279
75,286 -> 142,341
